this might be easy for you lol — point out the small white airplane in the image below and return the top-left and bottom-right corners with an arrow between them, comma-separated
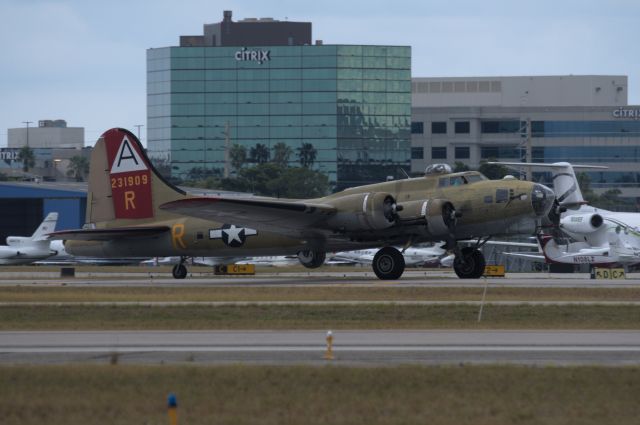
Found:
330,246 -> 454,267
0,212 -> 58,265
493,162 -> 640,267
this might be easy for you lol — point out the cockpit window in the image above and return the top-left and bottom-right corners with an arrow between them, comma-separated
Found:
449,176 -> 464,186
438,178 -> 449,188
465,174 -> 485,183
496,189 -> 509,203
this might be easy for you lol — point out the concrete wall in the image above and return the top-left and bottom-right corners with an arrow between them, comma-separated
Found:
412,75 -> 628,108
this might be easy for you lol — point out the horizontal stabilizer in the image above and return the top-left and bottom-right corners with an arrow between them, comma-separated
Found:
503,252 -> 545,262
488,162 -> 608,170
49,226 -> 171,241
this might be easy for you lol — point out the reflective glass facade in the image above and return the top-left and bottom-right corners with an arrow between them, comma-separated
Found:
147,45 -> 411,190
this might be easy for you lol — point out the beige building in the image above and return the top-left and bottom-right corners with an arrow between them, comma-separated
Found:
8,119 -> 84,149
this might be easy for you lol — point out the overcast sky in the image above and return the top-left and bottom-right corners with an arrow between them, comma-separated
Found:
1,0 -> 639,147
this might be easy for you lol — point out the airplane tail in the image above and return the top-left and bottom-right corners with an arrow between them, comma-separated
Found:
31,212 -> 58,241
548,162 -> 584,206
85,128 -> 187,227
488,161 -> 607,207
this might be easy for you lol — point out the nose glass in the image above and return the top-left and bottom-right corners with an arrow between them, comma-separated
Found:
531,184 -> 555,216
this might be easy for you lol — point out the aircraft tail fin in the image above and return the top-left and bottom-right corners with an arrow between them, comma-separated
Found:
488,161 -> 607,206
31,212 -> 58,241
85,128 -> 187,227
546,162 -> 584,206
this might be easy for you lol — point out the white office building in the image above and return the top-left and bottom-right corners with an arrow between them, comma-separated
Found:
411,75 -> 639,208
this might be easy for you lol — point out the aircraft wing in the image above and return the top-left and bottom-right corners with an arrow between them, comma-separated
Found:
503,252 -> 545,262
48,226 -> 171,241
160,197 -> 336,237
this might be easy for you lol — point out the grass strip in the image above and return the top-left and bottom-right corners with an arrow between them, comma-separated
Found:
1,364 -> 639,425
1,304 -> 639,330
2,286 -> 640,302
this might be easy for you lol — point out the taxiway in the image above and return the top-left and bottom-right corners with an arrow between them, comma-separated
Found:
2,330 -> 640,366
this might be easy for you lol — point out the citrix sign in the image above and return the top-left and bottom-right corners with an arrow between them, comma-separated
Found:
234,47 -> 271,64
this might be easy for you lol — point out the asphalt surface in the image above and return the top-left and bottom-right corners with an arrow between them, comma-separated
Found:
2,270 -> 639,366
2,330 -> 640,366
1,270 -> 640,288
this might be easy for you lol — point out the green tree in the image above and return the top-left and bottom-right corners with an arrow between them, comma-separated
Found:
229,144 -> 247,173
576,172 -> 599,205
272,142 -> 293,167
453,161 -> 470,172
596,188 -> 623,210
297,143 -> 317,168
250,143 -> 270,164
66,155 -> 90,182
272,166 -> 329,198
17,145 -> 35,173
478,160 -> 509,180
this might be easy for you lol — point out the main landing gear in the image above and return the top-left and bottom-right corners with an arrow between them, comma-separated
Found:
171,256 -> 188,279
452,239 -> 488,279
372,246 -> 405,280
298,250 -> 326,269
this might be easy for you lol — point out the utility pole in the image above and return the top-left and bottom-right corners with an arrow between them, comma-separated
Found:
134,124 -> 144,141
22,121 -> 33,146
519,118 -> 532,180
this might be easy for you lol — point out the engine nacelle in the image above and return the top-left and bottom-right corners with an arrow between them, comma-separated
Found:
6,236 -> 29,247
398,199 -> 456,238
560,213 -> 604,234
326,192 -> 398,231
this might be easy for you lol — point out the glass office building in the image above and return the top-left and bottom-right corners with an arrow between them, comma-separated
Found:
147,44 -> 411,190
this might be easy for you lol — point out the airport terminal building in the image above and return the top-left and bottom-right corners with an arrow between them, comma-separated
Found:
147,11 -> 411,190
410,75 -> 640,209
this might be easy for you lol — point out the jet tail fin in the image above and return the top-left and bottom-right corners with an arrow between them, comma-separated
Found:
488,161 -> 607,207
31,212 -> 58,241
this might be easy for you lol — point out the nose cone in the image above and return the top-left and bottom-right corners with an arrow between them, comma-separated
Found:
531,184 -> 555,216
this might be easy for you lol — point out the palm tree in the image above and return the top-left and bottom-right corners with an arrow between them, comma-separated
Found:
66,155 -> 90,181
17,145 -> 35,173
229,144 -> 247,173
297,143 -> 317,168
250,143 -> 270,164
272,142 -> 293,167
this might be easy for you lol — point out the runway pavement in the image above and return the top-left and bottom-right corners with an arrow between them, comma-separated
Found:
1,270 -> 640,288
2,330 -> 640,366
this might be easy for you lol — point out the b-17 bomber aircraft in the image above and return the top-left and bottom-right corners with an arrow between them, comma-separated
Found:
51,128 -> 555,279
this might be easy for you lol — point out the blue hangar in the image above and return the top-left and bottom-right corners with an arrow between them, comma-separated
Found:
0,181 -> 87,242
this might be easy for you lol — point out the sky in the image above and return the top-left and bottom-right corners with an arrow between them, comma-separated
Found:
1,0 -> 639,147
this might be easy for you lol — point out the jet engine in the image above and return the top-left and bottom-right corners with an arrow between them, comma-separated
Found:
560,213 -> 604,234
326,192 -> 399,232
560,213 -> 609,247
397,199 -> 457,238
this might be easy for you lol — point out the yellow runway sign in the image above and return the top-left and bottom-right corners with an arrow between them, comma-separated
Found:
592,268 -> 625,280
484,265 -> 505,277
214,264 -> 256,275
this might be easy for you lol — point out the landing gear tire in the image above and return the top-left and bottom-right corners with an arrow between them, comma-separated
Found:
453,247 -> 485,279
372,247 -> 405,280
172,263 -> 187,279
298,250 -> 326,269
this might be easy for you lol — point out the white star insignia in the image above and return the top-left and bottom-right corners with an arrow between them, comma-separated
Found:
223,225 -> 243,245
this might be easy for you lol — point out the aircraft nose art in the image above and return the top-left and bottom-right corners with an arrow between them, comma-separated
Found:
102,128 -> 154,219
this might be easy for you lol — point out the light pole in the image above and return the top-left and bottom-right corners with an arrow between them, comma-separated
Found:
22,121 -> 33,146
134,124 -> 144,141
